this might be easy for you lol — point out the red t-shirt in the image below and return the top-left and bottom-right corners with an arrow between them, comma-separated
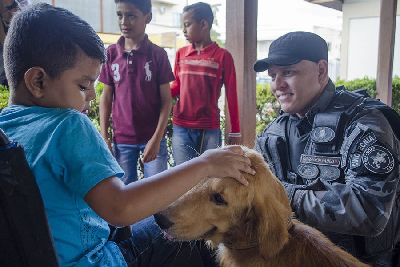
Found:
99,35 -> 174,144
171,42 -> 240,133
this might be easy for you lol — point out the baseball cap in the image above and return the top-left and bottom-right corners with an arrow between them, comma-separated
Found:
254,31 -> 328,72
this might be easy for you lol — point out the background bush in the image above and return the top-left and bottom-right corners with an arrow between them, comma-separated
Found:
255,76 -> 400,134
87,82 -> 104,130
1,77 -> 400,136
336,76 -> 400,114
0,84 -> 9,109
255,83 -> 279,133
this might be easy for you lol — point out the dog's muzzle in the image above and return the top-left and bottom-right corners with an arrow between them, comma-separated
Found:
154,213 -> 174,230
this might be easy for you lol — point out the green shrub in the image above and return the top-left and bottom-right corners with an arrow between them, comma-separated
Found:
254,76 -> 400,134
87,82 -> 104,130
0,85 -> 9,110
255,83 -> 279,134
3,77 -> 400,137
336,76 -> 400,114
336,76 -> 377,98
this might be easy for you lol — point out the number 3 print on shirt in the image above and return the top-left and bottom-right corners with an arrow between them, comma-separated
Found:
111,63 -> 120,82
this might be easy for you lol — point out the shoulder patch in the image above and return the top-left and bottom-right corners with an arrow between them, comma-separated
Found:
349,153 -> 362,169
362,145 -> 395,174
357,132 -> 377,152
340,124 -> 364,167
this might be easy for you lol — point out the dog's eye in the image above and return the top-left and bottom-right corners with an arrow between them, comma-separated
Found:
211,193 -> 227,206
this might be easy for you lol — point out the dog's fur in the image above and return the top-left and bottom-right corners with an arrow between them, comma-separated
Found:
155,147 -> 369,267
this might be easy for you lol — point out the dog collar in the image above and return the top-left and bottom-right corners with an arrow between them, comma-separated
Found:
223,239 -> 259,250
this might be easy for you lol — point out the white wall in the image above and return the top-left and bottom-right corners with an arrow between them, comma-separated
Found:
342,0 -> 400,80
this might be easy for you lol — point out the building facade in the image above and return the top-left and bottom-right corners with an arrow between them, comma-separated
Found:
341,0 -> 400,80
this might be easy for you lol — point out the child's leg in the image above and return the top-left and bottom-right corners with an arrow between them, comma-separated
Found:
113,143 -> 140,184
143,137 -> 168,178
116,216 -> 216,267
171,125 -> 201,165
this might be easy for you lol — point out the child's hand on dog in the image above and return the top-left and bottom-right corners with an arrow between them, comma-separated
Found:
199,145 -> 255,185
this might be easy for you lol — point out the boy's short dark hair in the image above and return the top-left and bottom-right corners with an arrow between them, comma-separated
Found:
4,3 -> 106,90
114,0 -> 152,14
183,2 -> 214,28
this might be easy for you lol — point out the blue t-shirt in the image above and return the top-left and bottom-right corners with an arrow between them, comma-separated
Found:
0,105 -> 126,267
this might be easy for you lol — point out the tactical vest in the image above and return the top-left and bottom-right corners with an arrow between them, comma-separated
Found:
257,87 -> 400,264
259,87 -> 400,183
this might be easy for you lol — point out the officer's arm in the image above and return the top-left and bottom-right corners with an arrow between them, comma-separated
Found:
291,109 -> 399,236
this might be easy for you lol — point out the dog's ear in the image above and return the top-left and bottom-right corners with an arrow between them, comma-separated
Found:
245,148 -> 291,259
253,193 -> 289,259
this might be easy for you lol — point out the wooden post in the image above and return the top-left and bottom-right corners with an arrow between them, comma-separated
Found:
225,0 -> 257,148
376,0 -> 397,106
100,0 -> 104,33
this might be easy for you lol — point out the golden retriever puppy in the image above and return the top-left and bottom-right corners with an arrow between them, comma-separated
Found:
155,147 -> 368,267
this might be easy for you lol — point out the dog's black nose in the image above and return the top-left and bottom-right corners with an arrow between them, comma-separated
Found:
154,213 -> 174,230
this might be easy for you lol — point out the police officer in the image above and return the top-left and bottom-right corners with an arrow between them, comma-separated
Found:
254,31 -> 400,266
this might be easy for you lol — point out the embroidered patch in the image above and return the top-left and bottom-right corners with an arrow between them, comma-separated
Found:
349,153 -> 362,169
362,145 -> 395,174
300,154 -> 341,167
311,127 -> 335,143
297,164 -> 319,180
319,166 -> 341,181
144,61 -> 152,81
340,125 -> 363,168
357,132 -> 377,152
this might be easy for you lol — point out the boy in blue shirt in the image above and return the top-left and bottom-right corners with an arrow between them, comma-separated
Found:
0,3 -> 254,266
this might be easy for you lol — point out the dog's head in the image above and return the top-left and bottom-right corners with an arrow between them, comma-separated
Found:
155,147 -> 292,259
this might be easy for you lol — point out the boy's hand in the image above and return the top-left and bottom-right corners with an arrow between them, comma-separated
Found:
199,145 -> 255,185
143,137 -> 160,163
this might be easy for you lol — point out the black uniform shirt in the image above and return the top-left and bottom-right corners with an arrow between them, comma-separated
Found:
286,81 -> 335,181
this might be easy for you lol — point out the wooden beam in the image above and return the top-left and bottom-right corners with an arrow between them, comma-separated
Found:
100,0 -> 104,33
376,0 -> 397,106
225,0 -> 257,148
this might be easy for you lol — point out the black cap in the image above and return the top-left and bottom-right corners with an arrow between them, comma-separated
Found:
254,31 -> 328,72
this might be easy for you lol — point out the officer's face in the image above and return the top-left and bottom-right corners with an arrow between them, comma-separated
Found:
267,60 -> 327,117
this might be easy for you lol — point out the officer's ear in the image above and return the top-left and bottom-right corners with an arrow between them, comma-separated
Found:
145,12 -> 152,24
317,60 -> 329,85
24,67 -> 48,99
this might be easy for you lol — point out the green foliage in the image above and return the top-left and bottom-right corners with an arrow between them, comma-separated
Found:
392,76 -> 400,113
254,76 -> 400,134
4,77 -> 400,139
0,84 -> 9,110
87,82 -> 104,130
336,77 -> 377,98
336,76 -> 400,114
255,83 -> 279,134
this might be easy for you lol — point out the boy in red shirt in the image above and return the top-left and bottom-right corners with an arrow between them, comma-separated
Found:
99,0 -> 173,184
171,2 -> 241,165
